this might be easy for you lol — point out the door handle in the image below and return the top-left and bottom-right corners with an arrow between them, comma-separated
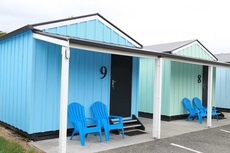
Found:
112,80 -> 116,89
112,80 -> 116,86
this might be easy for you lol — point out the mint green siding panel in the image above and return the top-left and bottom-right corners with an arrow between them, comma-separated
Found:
138,58 -> 155,113
212,67 -> 216,106
216,67 -> 230,108
175,44 -> 213,60
44,19 -> 135,47
161,60 -> 171,116
138,59 -> 171,115
169,62 -> 202,116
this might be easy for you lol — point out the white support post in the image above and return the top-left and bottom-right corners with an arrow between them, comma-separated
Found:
207,66 -> 213,127
59,46 -> 70,153
153,57 -> 163,139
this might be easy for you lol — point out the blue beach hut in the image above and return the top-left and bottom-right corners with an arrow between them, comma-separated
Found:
0,13 -> 142,140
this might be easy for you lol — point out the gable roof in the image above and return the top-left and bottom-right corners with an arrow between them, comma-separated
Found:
144,39 -> 196,53
144,39 -> 217,61
0,13 -> 142,48
215,53 -> 230,62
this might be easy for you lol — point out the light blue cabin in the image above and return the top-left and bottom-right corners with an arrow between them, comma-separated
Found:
215,53 -> 230,110
0,13 -> 142,140
139,40 -> 217,120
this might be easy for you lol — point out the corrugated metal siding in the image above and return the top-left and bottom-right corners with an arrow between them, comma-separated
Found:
212,67 -> 216,106
0,30 -> 34,133
138,59 -> 171,115
169,62 -> 202,116
29,21 -> 139,132
161,60 -> 171,115
44,19 -> 134,47
216,67 -> 230,108
132,57 -> 140,116
30,40 -> 62,133
175,44 -> 213,60
138,58 -> 154,113
68,49 -> 111,117
30,40 -> 111,133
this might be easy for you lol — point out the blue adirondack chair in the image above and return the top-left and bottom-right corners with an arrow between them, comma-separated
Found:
193,97 -> 218,121
91,101 -> 124,141
183,98 -> 204,124
68,102 -> 102,146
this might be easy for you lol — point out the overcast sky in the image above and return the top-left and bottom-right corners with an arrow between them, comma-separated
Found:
1,0 -> 230,54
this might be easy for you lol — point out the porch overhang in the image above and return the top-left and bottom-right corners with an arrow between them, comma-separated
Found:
32,31 -> 230,153
33,31 -> 230,68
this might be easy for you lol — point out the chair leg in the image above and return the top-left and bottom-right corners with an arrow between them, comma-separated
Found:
98,131 -> 102,142
186,115 -> 191,121
70,131 -> 75,140
121,128 -> 124,139
104,129 -> 110,141
79,133 -> 85,146
198,114 -> 202,124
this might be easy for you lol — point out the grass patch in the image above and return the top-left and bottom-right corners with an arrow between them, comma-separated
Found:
0,136 -> 35,153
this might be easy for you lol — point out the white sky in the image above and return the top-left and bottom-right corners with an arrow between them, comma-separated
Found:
0,0 -> 230,54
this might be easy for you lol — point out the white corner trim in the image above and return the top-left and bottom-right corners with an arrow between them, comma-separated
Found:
171,41 -> 217,61
33,15 -> 141,48
33,33 -> 69,47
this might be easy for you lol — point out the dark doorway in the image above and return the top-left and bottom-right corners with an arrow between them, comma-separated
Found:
202,66 -> 208,106
110,55 -> 132,117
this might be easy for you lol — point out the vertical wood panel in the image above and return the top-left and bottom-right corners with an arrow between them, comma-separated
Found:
0,30 -> 33,133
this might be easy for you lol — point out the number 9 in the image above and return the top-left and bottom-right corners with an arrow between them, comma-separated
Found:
100,66 -> 107,79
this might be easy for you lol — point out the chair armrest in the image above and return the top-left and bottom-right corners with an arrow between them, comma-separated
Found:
85,118 -> 101,127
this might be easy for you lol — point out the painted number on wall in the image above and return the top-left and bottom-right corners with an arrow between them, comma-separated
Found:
197,75 -> 201,83
100,66 -> 107,79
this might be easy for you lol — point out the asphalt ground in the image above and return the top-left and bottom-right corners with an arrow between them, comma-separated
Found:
98,124 -> 230,153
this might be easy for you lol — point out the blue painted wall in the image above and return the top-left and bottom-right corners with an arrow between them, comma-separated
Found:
216,67 -> 230,109
0,18 -> 140,134
44,19 -> 134,47
30,40 -> 139,133
0,30 -> 34,133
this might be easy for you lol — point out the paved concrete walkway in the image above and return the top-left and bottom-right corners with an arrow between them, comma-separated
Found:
31,113 -> 230,153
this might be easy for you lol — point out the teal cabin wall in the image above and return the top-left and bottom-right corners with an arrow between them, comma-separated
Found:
138,59 -> 171,116
138,58 -> 154,113
161,60 -> 171,115
138,42 -> 216,117
169,62 -> 203,116
0,30 -> 34,133
216,67 -> 230,109
174,43 -> 214,61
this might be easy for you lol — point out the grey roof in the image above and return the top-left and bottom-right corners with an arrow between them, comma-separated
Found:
144,40 -> 196,53
144,39 -> 217,61
215,53 -> 230,62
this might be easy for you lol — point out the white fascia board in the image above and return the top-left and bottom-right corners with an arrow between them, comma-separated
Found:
171,41 -> 217,61
33,15 -> 141,48
70,43 -> 156,58
164,56 -> 215,67
33,33 -> 69,47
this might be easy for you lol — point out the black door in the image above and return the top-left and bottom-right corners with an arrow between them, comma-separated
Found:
202,66 -> 208,106
110,55 -> 132,117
